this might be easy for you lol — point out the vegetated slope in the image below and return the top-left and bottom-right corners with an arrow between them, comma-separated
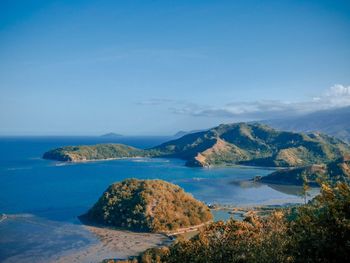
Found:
151,123 -> 350,167
260,156 -> 350,185
113,182 -> 350,263
265,106 -> 350,143
43,123 -> 350,167
43,144 -> 147,162
81,179 -> 212,233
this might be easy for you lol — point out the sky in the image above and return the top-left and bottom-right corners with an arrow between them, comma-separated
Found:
0,0 -> 350,135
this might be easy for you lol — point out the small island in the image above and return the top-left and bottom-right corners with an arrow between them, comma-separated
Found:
101,132 -> 123,138
81,179 -> 213,233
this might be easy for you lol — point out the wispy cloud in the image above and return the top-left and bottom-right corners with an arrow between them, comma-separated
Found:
139,84 -> 350,120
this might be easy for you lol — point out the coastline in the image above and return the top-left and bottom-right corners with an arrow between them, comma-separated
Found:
48,156 -> 280,171
56,224 -> 172,263
0,213 -> 172,263
51,156 -> 149,164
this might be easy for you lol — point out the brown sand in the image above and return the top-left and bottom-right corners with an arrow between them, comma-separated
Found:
54,225 -> 171,263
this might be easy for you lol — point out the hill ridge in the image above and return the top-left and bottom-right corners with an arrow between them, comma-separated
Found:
43,122 -> 350,168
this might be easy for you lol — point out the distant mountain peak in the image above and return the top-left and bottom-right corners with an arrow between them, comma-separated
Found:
264,106 -> 350,143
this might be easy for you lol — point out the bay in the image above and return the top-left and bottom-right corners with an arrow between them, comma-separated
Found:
0,136 -> 317,262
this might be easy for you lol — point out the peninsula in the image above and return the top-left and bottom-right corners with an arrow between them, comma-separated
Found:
43,123 -> 350,168
43,144 -> 147,162
259,156 -> 350,185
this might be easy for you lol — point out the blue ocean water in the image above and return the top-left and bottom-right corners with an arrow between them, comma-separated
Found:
0,136 -> 310,222
0,136 -> 315,262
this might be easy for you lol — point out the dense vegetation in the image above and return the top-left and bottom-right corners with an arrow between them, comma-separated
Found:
43,123 -> 350,168
152,123 -> 350,167
261,156 -> 350,185
110,181 -> 350,263
43,144 -> 147,162
82,179 -> 212,232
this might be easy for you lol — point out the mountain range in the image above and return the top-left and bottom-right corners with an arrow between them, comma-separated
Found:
264,106 -> 350,143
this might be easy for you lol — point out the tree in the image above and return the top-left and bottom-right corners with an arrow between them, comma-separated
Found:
301,173 -> 310,204
289,182 -> 350,263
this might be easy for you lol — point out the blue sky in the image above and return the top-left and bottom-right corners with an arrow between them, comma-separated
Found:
1,0 -> 350,135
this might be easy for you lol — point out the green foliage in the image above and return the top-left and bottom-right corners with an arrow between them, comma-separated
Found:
301,174 -> 311,204
43,123 -> 350,168
120,182 -> 350,263
288,182 -> 350,262
261,156 -> 350,185
43,144 -> 148,162
152,123 -> 350,167
83,179 -> 212,232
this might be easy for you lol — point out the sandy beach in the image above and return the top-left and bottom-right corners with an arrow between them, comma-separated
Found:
55,225 -> 171,263
0,214 -> 171,263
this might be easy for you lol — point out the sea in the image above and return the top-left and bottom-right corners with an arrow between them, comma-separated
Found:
0,136 -> 318,262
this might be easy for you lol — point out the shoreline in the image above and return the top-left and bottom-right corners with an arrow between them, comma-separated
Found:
47,157 -> 321,174
46,155 -> 281,170
55,224 -> 172,263
50,156 -> 150,164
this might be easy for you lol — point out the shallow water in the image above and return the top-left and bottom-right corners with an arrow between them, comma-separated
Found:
0,214 -> 98,262
0,136 -> 318,262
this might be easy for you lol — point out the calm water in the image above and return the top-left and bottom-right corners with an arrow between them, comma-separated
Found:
0,136 -> 317,262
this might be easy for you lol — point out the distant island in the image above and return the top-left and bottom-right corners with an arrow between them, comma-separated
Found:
100,132 -> 123,138
80,178 -> 212,233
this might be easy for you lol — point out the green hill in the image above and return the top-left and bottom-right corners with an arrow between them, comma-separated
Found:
260,156 -> 350,185
43,143 -> 147,162
43,123 -> 350,168
151,123 -> 350,167
112,182 -> 350,263
81,179 -> 212,232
